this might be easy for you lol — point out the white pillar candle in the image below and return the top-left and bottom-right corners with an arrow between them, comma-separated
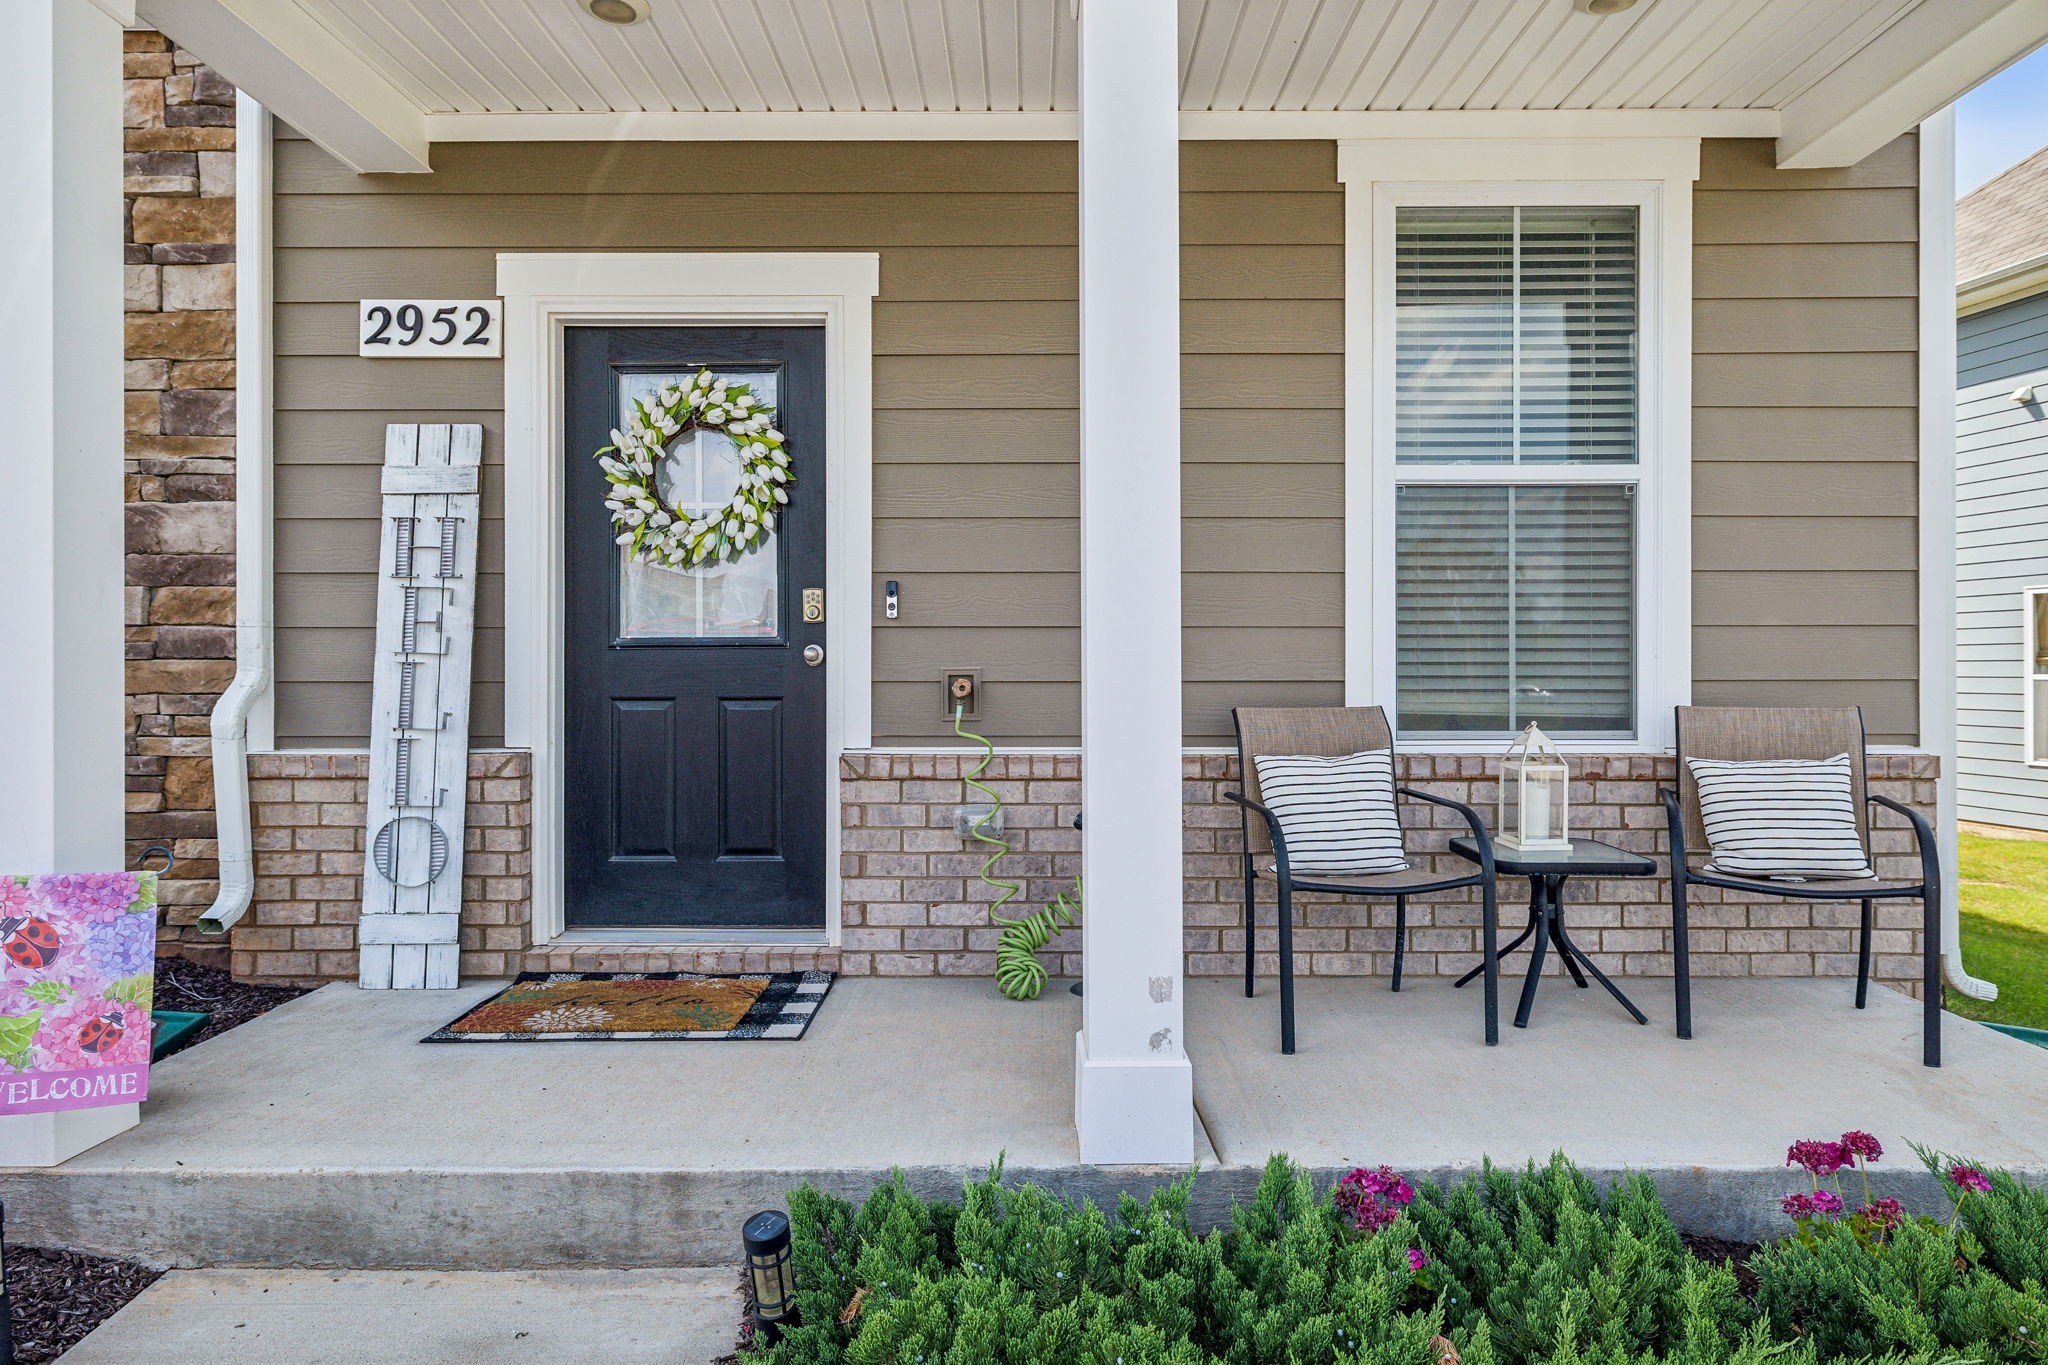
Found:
1525,780 -> 1553,843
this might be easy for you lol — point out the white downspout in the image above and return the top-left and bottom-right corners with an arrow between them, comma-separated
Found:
1920,107 -> 1996,1002
199,91 -> 273,936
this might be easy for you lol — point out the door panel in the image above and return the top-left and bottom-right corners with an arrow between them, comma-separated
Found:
564,326 -> 827,929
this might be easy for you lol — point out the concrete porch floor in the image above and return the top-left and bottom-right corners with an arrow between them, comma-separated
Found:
2,973 -> 2044,1270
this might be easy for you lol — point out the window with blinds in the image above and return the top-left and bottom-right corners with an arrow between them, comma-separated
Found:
1394,206 -> 1638,465
1396,486 -> 1635,736
1391,204 -> 1641,740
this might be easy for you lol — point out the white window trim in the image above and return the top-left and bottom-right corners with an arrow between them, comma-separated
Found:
1338,139 -> 1697,754
496,251 -> 879,946
2025,586 -> 2048,769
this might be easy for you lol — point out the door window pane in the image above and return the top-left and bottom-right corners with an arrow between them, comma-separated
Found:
1396,484 -> 1635,737
615,368 -> 782,641
1395,205 -> 1638,466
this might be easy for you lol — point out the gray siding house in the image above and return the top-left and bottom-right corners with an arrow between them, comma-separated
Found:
1958,147 -> 2048,832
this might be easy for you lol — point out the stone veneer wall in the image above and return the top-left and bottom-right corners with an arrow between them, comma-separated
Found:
230,753 -> 532,984
121,30 -> 237,963
230,748 -> 1935,991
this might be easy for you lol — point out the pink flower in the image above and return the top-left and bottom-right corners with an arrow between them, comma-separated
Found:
1787,1140 -> 1850,1176
1782,1192 -> 1817,1219
30,873 -> 142,926
1335,1165 -> 1417,1234
1838,1131 -> 1883,1162
1406,1248 -> 1428,1273
1810,1189 -> 1845,1217
0,880 -> 31,917
1949,1165 -> 1992,1194
1858,1198 -> 1904,1230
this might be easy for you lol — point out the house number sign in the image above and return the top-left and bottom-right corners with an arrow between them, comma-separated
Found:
359,299 -> 502,358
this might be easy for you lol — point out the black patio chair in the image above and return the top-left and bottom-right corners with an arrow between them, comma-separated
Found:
1226,706 -> 1500,1054
1664,705 -> 1942,1067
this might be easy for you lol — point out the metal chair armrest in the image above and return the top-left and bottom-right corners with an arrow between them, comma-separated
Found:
1867,792 -> 1940,889
1397,786 -> 1495,876
1660,787 -> 1694,880
1224,789 -> 1292,881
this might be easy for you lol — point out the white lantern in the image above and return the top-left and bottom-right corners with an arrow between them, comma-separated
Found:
1498,723 -> 1571,853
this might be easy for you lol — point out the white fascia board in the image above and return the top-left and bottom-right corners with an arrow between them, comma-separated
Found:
424,107 -> 1776,145
135,0 -> 429,172
1777,0 -> 2048,169
89,0 -> 137,22
1958,250 -> 2048,317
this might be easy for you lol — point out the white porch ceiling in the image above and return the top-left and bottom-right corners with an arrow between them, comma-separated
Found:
279,0 -> 1928,115
137,0 -> 2048,171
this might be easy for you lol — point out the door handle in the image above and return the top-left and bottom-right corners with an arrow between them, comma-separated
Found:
802,644 -> 825,667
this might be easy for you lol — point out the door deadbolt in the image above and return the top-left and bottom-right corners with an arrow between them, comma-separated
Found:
802,644 -> 825,667
801,588 -> 825,623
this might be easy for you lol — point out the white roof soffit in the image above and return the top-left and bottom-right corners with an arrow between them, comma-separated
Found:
131,0 -> 2048,174
135,0 -> 429,172
1775,0 -> 2048,169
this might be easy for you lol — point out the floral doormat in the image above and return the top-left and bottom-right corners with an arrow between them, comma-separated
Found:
421,971 -> 833,1043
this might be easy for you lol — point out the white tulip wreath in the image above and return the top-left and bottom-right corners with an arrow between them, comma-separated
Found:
595,368 -> 790,567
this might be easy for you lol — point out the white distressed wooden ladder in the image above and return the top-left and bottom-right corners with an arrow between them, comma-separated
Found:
359,424 -> 482,989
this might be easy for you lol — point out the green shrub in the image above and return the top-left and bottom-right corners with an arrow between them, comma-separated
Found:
1750,1212 -> 2047,1362
1405,1156 -> 1752,1365
744,1150 -> 2048,1365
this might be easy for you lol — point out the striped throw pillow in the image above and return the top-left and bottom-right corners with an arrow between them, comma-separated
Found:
1686,754 -> 1874,880
1251,749 -> 1407,877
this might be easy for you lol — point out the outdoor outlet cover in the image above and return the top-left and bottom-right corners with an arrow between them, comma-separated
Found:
954,805 -> 1003,838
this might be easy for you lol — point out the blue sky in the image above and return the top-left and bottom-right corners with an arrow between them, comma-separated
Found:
1958,45 -> 2048,194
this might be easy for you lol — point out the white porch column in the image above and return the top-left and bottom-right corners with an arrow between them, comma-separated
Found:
1073,0 -> 1193,1165
0,0 -> 137,1165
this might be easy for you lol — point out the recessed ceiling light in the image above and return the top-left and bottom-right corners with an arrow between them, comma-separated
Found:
1574,0 -> 1639,14
582,0 -> 649,25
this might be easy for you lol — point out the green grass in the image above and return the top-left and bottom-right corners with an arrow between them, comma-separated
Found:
1951,829 -> 2048,1032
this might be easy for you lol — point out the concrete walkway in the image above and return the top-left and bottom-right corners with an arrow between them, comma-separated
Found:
58,1268 -> 740,1363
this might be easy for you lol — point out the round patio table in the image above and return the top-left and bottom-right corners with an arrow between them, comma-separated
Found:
1448,836 -> 1656,1030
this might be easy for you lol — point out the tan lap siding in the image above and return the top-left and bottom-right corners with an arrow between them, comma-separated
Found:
1692,135 -> 1921,742
1182,142 -> 1345,745
272,136 -> 1346,749
271,134 -> 1085,747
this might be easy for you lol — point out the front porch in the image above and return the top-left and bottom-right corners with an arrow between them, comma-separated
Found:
5,973 -> 2044,1270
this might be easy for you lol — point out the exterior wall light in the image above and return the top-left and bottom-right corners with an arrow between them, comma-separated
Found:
1499,723 -> 1573,853
743,1209 -> 799,1345
582,0 -> 650,25
1575,0 -> 1640,14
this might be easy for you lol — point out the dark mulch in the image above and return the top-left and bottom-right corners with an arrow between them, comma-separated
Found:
1683,1233 -> 1761,1297
5,1247 -> 162,1364
152,954 -> 310,1047
709,1265 -> 759,1365
0,959 -> 308,1358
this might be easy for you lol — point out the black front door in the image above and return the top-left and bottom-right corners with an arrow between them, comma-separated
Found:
564,326 -> 827,929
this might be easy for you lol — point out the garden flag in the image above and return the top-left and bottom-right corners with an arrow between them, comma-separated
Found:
0,873 -> 157,1116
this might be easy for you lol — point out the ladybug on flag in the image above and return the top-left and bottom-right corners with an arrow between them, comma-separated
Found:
0,914 -> 60,970
76,1008 -> 131,1056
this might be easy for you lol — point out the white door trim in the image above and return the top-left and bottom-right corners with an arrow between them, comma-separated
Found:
496,251 -> 879,946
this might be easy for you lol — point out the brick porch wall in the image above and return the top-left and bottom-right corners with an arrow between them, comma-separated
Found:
230,752 -> 532,985
226,748 -> 1935,992
121,29 -> 238,963
840,751 -> 1937,991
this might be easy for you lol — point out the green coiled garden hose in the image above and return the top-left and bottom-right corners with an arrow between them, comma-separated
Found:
955,703 -> 1078,1001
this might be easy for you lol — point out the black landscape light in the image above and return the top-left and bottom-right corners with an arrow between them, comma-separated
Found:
742,1209 -> 798,1345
